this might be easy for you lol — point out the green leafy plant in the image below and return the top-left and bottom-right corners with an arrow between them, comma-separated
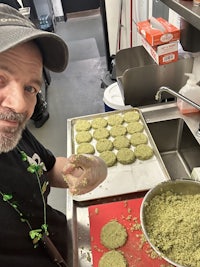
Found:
0,149 -> 49,248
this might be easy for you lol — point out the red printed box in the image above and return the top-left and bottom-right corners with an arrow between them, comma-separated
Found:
141,35 -> 178,65
137,17 -> 180,46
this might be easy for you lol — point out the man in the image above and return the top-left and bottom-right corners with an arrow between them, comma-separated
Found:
0,4 -> 107,267
0,1 -> 50,128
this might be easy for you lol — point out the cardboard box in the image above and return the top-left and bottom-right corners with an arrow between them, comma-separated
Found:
137,17 -> 180,46
141,35 -> 178,65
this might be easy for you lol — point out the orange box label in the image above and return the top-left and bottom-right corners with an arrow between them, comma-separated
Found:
141,35 -> 178,65
137,17 -> 180,46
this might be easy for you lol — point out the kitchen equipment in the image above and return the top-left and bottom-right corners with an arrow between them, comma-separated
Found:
140,179 -> 200,267
67,108 -> 170,201
66,102 -> 200,267
89,198 -> 172,267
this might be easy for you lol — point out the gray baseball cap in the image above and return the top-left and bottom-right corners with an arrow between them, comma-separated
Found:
0,4 -> 68,72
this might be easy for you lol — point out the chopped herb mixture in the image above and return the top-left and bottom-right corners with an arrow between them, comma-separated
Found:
144,191 -> 200,267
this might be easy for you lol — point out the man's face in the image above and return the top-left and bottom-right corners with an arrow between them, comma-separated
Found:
0,42 -> 43,153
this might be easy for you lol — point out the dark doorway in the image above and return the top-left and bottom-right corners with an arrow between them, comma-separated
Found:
61,0 -> 100,15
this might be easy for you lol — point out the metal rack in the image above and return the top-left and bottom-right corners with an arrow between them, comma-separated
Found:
161,0 -> 200,30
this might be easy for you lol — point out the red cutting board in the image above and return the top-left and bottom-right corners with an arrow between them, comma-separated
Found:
89,198 -> 174,267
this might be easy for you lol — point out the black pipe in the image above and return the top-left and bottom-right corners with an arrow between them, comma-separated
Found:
99,0 -> 112,72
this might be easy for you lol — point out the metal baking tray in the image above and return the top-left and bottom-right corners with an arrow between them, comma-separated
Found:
67,108 -> 170,201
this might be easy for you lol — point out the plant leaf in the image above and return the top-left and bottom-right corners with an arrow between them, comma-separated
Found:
3,194 -> 13,201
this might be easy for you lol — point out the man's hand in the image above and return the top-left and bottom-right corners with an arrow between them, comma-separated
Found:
62,154 -> 107,195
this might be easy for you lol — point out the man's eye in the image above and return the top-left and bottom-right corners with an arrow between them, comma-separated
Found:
25,86 -> 38,94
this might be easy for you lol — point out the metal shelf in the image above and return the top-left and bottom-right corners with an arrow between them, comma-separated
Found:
161,0 -> 200,30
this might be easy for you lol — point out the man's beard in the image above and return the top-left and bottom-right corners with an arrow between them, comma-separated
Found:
0,111 -> 27,153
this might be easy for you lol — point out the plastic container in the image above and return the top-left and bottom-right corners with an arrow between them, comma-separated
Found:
177,73 -> 200,114
103,82 -> 125,111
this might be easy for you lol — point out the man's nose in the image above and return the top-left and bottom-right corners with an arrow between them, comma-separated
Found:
2,85 -> 28,114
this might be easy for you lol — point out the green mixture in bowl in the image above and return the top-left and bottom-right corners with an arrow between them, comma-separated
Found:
143,190 -> 200,267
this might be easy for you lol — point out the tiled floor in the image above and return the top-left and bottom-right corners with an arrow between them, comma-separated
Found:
27,11 -> 108,214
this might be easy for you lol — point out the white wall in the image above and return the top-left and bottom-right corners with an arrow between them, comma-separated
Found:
105,0 -> 121,56
51,0 -> 64,17
168,9 -> 181,28
105,0 -> 153,56
17,0 -> 23,7
105,0 -> 139,55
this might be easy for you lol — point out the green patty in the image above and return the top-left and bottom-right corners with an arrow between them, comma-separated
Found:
75,131 -> 92,144
130,132 -> 148,146
77,143 -> 95,154
107,114 -> 124,126
98,250 -> 127,267
123,110 -> 140,122
126,122 -> 144,134
110,125 -> 127,137
93,128 -> 110,140
99,151 -> 117,167
91,117 -> 108,129
113,136 -> 130,149
117,148 -> 136,164
134,144 -> 153,160
96,139 -> 113,153
100,220 -> 128,249
75,119 -> 91,131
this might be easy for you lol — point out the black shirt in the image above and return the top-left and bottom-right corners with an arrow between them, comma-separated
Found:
0,128 -> 67,266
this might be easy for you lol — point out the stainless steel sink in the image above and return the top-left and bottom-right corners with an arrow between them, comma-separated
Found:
140,102 -> 200,180
147,118 -> 200,179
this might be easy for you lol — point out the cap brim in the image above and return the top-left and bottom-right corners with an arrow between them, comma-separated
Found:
0,26 -> 68,72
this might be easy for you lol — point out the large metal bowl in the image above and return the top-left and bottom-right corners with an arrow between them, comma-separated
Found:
140,179 -> 200,267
